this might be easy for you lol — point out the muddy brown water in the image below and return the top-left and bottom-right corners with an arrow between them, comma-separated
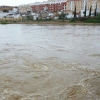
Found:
0,24 -> 100,100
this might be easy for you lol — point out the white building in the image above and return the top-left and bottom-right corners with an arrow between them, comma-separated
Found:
0,12 -> 9,18
19,4 -> 32,14
9,7 -> 18,13
0,7 -> 20,18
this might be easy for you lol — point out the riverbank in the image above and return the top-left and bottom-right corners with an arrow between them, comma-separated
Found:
1,14 -> 100,25
0,20 -> 100,25
18,21 -> 100,25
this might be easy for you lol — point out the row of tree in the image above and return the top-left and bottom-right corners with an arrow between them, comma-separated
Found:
73,2 -> 98,18
59,2 -> 98,21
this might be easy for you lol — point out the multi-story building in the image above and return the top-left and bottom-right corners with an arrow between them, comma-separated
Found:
31,0 -> 67,12
97,0 -> 100,12
86,0 -> 97,10
66,0 -> 83,12
0,6 -> 14,12
66,0 -> 100,13
18,0 -> 100,15
18,4 -> 32,14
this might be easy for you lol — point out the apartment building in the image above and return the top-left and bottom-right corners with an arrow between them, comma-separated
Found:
66,0 -> 100,13
66,0 -> 83,12
0,6 -> 14,12
97,0 -> 100,12
86,0 -> 97,10
31,0 -> 67,12
18,0 -> 100,14
19,4 -> 32,14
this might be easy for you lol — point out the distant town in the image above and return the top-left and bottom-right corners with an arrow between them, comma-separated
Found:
0,0 -> 100,21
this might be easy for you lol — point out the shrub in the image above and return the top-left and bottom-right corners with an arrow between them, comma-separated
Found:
3,9 -> 9,12
59,12 -> 66,21
0,21 -> 8,24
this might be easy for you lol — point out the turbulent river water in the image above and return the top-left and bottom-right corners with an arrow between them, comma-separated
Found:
0,24 -> 100,100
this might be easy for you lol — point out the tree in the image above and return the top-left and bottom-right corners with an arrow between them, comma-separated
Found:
89,6 -> 92,17
40,13 -> 42,20
73,5 -> 76,18
59,12 -> 66,21
94,3 -> 97,16
84,2 -> 87,17
3,9 -> 9,12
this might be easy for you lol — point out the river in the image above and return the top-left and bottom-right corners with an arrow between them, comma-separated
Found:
0,24 -> 100,100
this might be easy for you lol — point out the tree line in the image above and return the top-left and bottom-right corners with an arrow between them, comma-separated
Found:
73,2 -> 98,18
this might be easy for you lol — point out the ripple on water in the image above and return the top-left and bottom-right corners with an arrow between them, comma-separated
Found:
0,88 -> 43,100
81,76 -> 100,98
23,59 -> 49,71
55,84 -> 97,100
0,25 -> 100,100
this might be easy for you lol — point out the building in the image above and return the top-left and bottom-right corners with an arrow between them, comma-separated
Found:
66,0 -> 83,12
66,0 -> 100,13
0,6 -> 14,12
97,0 -> 100,12
0,6 -> 19,18
8,7 -> 18,13
18,0 -> 100,18
31,0 -> 67,12
18,4 -> 32,14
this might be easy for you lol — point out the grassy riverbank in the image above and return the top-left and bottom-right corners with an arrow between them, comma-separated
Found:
70,16 -> 100,23
0,16 -> 100,25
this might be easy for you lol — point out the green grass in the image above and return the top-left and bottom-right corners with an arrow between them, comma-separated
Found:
69,14 -> 100,23
0,21 -> 8,24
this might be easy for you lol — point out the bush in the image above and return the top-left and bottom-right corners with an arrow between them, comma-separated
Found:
96,13 -> 100,18
13,21 -> 17,23
78,17 -> 88,21
59,12 -> 66,21
70,15 -> 100,23
0,21 -> 8,24
3,9 -> 9,12
70,19 -> 77,22
85,17 -> 100,23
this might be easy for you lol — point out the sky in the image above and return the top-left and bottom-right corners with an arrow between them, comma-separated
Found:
0,0 -> 46,6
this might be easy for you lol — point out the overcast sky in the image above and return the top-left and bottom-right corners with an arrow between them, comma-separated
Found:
0,0 -> 47,6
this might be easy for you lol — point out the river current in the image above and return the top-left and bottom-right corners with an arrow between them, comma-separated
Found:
0,24 -> 100,100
